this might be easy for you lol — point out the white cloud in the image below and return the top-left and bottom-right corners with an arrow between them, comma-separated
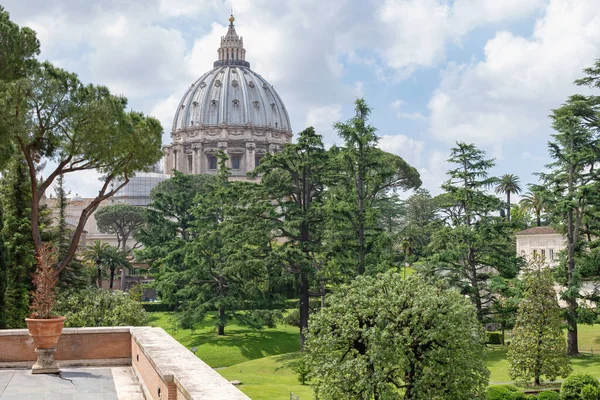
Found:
379,134 -> 425,167
428,0 -> 600,147
374,0 -> 546,78
305,104 -> 343,143
391,99 -> 426,121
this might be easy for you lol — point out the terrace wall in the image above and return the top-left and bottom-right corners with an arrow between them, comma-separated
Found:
0,326 -> 249,400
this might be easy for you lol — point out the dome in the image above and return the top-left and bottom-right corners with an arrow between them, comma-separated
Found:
164,15 -> 292,178
172,66 -> 291,132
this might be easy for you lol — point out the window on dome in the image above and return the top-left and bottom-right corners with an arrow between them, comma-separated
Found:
232,155 -> 241,170
208,155 -> 217,170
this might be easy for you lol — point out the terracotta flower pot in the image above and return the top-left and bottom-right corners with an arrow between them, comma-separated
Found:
25,316 -> 66,349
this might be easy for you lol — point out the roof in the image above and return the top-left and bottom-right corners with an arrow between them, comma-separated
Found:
171,15 -> 292,134
515,226 -> 559,235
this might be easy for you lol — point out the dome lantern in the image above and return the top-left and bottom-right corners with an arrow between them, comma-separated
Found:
215,14 -> 249,68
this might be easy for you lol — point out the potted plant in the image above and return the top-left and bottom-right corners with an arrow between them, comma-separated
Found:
24,243 -> 65,374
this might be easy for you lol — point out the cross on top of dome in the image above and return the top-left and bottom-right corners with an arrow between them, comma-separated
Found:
214,14 -> 249,68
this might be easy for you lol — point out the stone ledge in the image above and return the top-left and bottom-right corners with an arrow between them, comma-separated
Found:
0,326 -> 133,336
131,327 -> 250,400
0,358 -> 131,369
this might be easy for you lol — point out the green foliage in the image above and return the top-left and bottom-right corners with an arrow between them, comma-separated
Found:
536,61 -> 600,355
136,172 -> 217,305
52,175 -> 90,290
292,357 -> 310,385
580,384 -> 600,400
560,374 -> 600,400
396,188 -> 440,265
0,60 -> 163,273
486,385 -> 524,400
487,331 -> 503,345
509,266 -> 572,385
282,309 -> 300,328
141,302 -> 175,312
0,6 -> 40,167
95,204 -> 146,252
537,392 -> 561,400
54,288 -> 148,327
520,190 -> 548,227
327,99 -> 421,276
83,242 -> 131,289
495,174 -> 523,222
0,157 -> 35,328
249,127 -> 330,347
303,272 -> 489,399
427,142 -> 521,320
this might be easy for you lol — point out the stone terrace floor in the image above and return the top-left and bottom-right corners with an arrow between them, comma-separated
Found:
0,367 -> 144,400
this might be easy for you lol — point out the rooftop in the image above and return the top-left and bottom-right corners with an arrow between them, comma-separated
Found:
0,326 -> 249,400
515,226 -> 559,235
0,367 -> 143,400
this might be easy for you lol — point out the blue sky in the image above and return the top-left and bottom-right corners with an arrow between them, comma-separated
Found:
3,0 -> 600,198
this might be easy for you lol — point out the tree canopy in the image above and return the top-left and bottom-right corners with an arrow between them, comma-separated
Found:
303,272 -> 489,399
95,204 -> 146,252
0,60 -> 163,272
508,265 -> 571,385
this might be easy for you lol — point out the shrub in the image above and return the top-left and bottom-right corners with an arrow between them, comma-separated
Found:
537,392 -> 560,400
580,384 -> 600,400
141,302 -> 175,313
486,331 -> 503,345
282,309 -> 300,327
560,374 -> 600,400
54,288 -> 149,327
486,385 -> 528,400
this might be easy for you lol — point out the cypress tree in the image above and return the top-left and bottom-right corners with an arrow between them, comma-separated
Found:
0,157 -> 36,327
508,265 -> 572,385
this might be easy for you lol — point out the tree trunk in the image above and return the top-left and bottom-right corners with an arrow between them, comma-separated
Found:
506,192 -> 511,222
536,212 -> 541,227
217,306 -> 225,336
97,267 -> 102,288
109,268 -> 115,289
299,271 -> 309,349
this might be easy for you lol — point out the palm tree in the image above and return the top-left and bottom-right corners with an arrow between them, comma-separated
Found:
520,190 -> 545,227
83,241 -> 109,288
102,246 -> 131,289
83,241 -> 131,289
495,174 -> 522,222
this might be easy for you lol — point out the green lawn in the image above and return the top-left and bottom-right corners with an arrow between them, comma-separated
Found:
150,312 -> 600,399
219,353 -> 313,400
148,311 -> 300,368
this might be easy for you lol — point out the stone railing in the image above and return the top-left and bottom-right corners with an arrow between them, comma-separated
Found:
0,326 -> 249,400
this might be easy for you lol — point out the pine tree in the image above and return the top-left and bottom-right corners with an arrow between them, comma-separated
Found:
428,142 -> 520,320
328,99 -> 421,275
53,175 -> 89,290
508,265 -> 572,385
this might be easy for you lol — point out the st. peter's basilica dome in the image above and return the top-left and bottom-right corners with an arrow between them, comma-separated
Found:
163,15 -> 292,178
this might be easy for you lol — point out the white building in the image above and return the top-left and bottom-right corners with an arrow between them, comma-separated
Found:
515,226 -> 564,266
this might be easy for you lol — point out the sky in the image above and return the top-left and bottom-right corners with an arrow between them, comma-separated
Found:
3,0 -> 600,198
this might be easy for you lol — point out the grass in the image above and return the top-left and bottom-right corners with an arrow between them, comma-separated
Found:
150,312 -> 600,399
487,347 -> 600,383
148,311 -> 300,368
219,353 -> 313,400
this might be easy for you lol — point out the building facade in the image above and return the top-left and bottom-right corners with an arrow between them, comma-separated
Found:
515,226 -> 564,266
163,15 -> 293,178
